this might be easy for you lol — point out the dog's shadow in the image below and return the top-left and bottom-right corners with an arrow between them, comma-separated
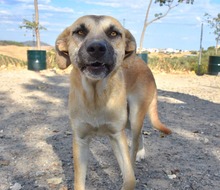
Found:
46,129 -> 74,190
46,86 -> 220,190
47,129 -> 122,190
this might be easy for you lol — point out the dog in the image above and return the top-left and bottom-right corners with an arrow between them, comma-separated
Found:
55,15 -> 171,190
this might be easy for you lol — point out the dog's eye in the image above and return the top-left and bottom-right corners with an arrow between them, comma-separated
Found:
74,30 -> 87,37
77,30 -> 85,36
107,30 -> 121,39
110,31 -> 118,37
72,26 -> 88,37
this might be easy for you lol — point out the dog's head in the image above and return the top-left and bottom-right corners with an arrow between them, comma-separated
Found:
55,15 -> 136,80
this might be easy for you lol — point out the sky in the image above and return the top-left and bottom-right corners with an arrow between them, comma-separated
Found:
0,0 -> 220,50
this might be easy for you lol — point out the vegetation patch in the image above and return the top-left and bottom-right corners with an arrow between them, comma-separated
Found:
0,54 -> 26,68
148,47 -> 220,74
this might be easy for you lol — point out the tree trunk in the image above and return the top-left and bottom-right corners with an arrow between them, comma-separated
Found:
139,0 -> 153,52
34,0 -> 40,50
215,38 -> 219,55
139,0 -> 178,52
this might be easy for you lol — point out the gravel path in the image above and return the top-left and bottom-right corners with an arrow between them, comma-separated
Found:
0,69 -> 219,190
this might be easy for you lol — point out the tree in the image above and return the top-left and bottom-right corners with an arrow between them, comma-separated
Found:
19,0 -> 46,49
139,0 -> 194,52
204,13 -> 220,55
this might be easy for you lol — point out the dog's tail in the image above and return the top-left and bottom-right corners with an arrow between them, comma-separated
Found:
148,92 -> 172,135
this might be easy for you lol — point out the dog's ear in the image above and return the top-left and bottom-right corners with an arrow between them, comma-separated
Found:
55,27 -> 71,69
124,29 -> 136,59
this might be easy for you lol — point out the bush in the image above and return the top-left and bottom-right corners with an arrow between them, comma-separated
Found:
148,55 -> 197,72
148,54 -> 209,73
46,49 -> 56,68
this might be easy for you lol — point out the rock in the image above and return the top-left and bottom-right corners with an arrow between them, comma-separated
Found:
10,183 -> 22,190
59,185 -> 68,190
35,171 -> 46,177
47,177 -> 62,185
142,131 -> 151,136
64,131 -> 72,135
0,159 -> 10,166
203,137 -> 209,144
167,174 -> 177,179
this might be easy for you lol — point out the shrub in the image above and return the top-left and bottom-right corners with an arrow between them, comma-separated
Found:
46,49 -> 56,68
148,54 -> 209,73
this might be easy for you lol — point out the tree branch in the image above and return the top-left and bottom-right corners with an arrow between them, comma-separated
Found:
139,0 -> 180,51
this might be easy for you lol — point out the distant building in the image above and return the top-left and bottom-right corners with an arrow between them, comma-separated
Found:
138,47 -> 189,54
146,48 -> 159,53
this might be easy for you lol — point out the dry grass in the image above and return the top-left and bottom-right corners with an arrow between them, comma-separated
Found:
0,45 -> 53,61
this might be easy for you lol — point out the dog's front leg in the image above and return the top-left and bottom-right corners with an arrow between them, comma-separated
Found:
110,131 -> 136,190
73,135 -> 89,190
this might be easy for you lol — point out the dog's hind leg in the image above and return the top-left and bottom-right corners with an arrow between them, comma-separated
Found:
136,134 -> 146,162
128,100 -> 147,167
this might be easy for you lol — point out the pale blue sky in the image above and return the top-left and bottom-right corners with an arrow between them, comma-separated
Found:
0,0 -> 220,50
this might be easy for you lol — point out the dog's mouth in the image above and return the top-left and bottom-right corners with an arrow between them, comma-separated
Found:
81,61 -> 114,79
82,61 -> 109,72
88,61 -> 105,68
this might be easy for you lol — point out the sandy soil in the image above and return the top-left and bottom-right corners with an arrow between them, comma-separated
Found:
0,69 -> 219,190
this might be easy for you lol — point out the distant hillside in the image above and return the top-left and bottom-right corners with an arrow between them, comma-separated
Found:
0,40 -> 51,47
22,41 -> 51,47
0,40 -> 24,46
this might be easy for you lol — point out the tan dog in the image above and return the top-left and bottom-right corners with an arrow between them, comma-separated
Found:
55,15 -> 171,190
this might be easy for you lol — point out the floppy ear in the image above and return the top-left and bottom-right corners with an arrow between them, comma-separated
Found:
55,27 -> 71,69
124,29 -> 136,59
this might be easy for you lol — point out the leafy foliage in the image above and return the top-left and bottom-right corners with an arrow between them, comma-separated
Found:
204,13 -> 220,54
148,47 -> 220,74
46,49 -> 56,68
155,0 -> 194,6
19,19 -> 46,31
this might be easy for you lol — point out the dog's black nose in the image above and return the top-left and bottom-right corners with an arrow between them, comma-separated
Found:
86,41 -> 107,58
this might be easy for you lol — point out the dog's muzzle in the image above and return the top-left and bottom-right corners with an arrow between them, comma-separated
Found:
78,40 -> 116,80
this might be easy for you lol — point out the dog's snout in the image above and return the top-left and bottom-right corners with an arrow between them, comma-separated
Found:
86,41 -> 107,58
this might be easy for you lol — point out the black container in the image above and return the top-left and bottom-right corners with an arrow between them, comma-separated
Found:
208,56 -> 220,75
137,53 -> 148,63
27,50 -> 46,71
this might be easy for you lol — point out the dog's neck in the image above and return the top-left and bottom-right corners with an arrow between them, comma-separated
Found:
81,74 -> 108,98
71,66 -> 125,108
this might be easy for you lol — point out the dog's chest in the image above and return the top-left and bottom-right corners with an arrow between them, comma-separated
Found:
69,82 -> 127,134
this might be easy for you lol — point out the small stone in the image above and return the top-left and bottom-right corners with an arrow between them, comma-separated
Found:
10,183 -> 22,190
142,131 -> 151,136
0,160 -> 10,166
47,177 -> 62,185
35,171 -> 46,177
64,131 -> 72,135
167,174 -> 177,179
203,138 -> 209,144
59,185 -> 68,190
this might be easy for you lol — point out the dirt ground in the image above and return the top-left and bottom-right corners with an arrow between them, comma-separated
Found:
0,69 -> 220,190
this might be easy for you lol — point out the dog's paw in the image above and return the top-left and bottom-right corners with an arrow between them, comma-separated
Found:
136,147 -> 146,162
